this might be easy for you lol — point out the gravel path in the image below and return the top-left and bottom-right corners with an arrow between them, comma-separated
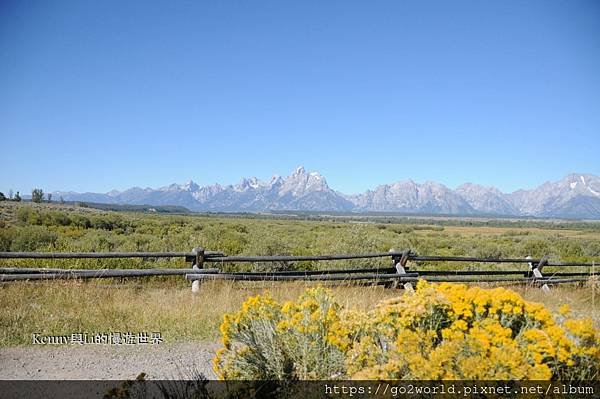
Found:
0,342 -> 219,380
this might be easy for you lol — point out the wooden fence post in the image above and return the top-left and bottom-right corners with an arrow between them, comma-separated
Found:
390,248 -> 414,291
191,247 -> 205,294
527,255 -> 550,293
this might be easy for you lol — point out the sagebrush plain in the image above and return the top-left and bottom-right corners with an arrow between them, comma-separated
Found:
0,201 -> 598,346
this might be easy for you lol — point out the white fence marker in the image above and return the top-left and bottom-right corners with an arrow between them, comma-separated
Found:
390,248 -> 414,291
191,247 -> 204,294
528,255 -> 550,293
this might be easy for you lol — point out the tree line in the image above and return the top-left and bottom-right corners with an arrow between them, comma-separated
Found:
0,188 -> 63,204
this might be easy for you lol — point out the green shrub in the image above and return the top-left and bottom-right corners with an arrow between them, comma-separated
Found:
16,207 -> 42,225
10,225 -> 58,251
0,227 -> 14,251
70,214 -> 92,229
48,211 -> 71,226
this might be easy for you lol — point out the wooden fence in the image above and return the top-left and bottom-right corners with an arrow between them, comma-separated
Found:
0,247 -> 597,293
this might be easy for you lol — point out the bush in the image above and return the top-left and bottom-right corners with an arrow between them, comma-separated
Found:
215,283 -> 599,380
71,214 -> 92,229
0,227 -> 14,251
17,207 -> 41,225
9,225 -> 59,251
243,231 -> 295,272
201,224 -> 249,256
345,282 -> 599,380
48,211 -> 71,226
214,288 -> 346,379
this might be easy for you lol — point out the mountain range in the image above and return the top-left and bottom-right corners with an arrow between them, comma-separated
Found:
52,167 -> 600,219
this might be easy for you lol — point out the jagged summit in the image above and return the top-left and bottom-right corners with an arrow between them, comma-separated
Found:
293,166 -> 306,176
53,170 -> 600,219
455,183 -> 517,216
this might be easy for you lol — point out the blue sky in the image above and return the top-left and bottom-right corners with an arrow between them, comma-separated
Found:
1,0 -> 599,195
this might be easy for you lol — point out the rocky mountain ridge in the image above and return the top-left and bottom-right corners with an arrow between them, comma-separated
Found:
53,168 -> 600,219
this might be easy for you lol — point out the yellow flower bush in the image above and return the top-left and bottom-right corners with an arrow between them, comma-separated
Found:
215,282 -> 600,380
214,288 -> 346,379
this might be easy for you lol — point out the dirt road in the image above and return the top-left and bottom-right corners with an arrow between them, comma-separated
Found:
0,342 -> 219,380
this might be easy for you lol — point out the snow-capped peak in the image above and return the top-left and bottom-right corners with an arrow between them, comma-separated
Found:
54,171 -> 600,219
293,166 -> 306,176
236,177 -> 261,191
566,174 -> 599,196
180,180 -> 198,191
248,177 -> 260,189
268,175 -> 283,187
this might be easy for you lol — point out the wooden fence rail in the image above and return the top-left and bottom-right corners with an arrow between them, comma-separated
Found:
0,248 -> 596,292
1,251 -> 596,267
0,251 -> 224,259
204,253 -> 596,267
0,268 -> 219,281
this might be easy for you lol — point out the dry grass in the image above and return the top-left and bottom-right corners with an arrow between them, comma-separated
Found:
1,278 -> 598,347
513,281 -> 599,323
0,279 -> 399,346
443,225 -> 599,238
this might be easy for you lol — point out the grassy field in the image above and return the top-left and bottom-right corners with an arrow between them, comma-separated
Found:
0,201 -> 599,346
1,279 -> 597,347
